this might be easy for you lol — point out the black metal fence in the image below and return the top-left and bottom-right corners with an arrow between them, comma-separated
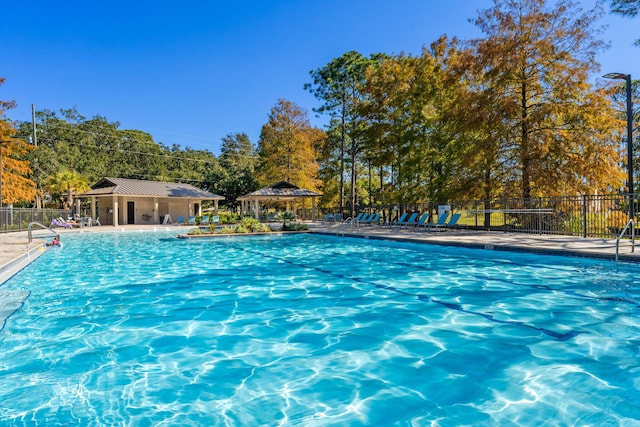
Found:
0,208 -> 72,233
321,193 -> 635,238
3,194 -> 636,238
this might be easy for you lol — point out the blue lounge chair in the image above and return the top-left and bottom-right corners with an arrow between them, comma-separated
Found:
438,213 -> 461,230
364,213 -> 381,225
344,213 -> 365,224
412,213 -> 430,228
200,215 -> 210,226
385,212 -> 408,227
187,216 -> 196,225
358,213 -> 373,224
397,212 -> 418,227
321,213 -> 335,223
177,216 -> 185,224
421,213 -> 449,231
424,213 -> 461,231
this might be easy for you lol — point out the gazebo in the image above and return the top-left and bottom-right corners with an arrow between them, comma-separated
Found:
238,181 -> 321,221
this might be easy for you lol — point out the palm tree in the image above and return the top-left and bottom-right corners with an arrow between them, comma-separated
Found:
46,169 -> 90,210
274,211 -> 296,227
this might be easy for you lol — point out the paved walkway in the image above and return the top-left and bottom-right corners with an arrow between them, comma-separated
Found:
1,223 -> 638,284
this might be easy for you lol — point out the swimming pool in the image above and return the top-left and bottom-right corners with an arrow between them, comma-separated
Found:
1,231 -> 639,426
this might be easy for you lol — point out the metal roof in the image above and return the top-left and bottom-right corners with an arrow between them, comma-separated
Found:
80,177 -> 225,200
238,181 -> 320,200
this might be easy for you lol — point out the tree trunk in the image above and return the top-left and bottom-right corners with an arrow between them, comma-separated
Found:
339,104 -> 346,218
351,140 -> 357,218
520,80 -> 531,200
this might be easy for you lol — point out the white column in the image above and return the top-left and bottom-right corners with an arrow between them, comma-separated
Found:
154,198 -> 159,224
90,196 -> 96,219
254,199 -> 260,219
113,198 -> 119,227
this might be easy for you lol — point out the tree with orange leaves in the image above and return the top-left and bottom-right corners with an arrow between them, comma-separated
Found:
0,78 -> 36,206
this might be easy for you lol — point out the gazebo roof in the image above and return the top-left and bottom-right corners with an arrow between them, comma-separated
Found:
80,177 -> 225,200
238,181 -> 321,201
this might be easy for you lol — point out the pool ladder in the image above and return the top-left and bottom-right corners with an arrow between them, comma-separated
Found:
615,219 -> 634,262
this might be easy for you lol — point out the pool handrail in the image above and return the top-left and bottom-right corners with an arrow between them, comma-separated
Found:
615,218 -> 635,262
28,222 -> 60,243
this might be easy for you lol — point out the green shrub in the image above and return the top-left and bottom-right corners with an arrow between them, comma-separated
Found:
234,217 -> 271,233
274,211 -> 296,226
232,224 -> 251,233
283,223 -> 308,231
560,214 -> 582,235
187,227 -> 206,235
219,212 -> 240,224
214,226 -> 235,234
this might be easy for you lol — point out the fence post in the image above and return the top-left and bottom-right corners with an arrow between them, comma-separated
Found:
582,194 -> 587,238
537,197 -> 542,234
503,198 -> 507,233
474,201 -> 478,228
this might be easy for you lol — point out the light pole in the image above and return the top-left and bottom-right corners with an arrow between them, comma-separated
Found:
604,72 -> 634,220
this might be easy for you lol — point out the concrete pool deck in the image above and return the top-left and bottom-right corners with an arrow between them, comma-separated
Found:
309,223 -> 640,261
1,223 -> 638,284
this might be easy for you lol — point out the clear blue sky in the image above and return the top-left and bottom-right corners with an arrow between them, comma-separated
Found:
2,0 -> 637,154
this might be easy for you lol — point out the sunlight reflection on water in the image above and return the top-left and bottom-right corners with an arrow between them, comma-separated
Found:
0,231 -> 639,426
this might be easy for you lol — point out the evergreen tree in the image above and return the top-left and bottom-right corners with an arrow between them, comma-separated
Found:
208,132 -> 259,209
610,0 -> 640,45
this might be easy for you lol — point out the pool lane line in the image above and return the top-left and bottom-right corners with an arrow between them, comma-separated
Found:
307,233 -> 640,307
0,290 -> 31,333
352,248 -> 640,310
221,241 -> 583,342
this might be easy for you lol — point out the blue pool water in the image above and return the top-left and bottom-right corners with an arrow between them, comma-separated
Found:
1,230 -> 639,426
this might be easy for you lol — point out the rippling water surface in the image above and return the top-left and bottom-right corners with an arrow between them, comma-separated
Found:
1,230 -> 640,426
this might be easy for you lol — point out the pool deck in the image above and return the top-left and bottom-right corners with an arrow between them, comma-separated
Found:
1,223 -> 638,284
310,222 -> 639,262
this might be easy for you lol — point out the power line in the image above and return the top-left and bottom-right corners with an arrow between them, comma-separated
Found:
34,122 -> 259,160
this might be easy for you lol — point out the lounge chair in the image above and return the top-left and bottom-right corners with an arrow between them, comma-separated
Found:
211,215 -> 220,224
358,213 -> 373,224
385,212 -> 408,227
363,213 -> 381,225
438,213 -> 461,230
421,213 -> 449,231
396,212 -> 418,227
412,213 -> 430,228
187,216 -> 196,225
344,213 -> 365,224
321,213 -> 335,223
322,213 -> 342,223
50,217 -> 73,228
423,213 -> 461,231
90,217 -> 101,226
177,216 -> 185,224
200,215 -> 210,226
